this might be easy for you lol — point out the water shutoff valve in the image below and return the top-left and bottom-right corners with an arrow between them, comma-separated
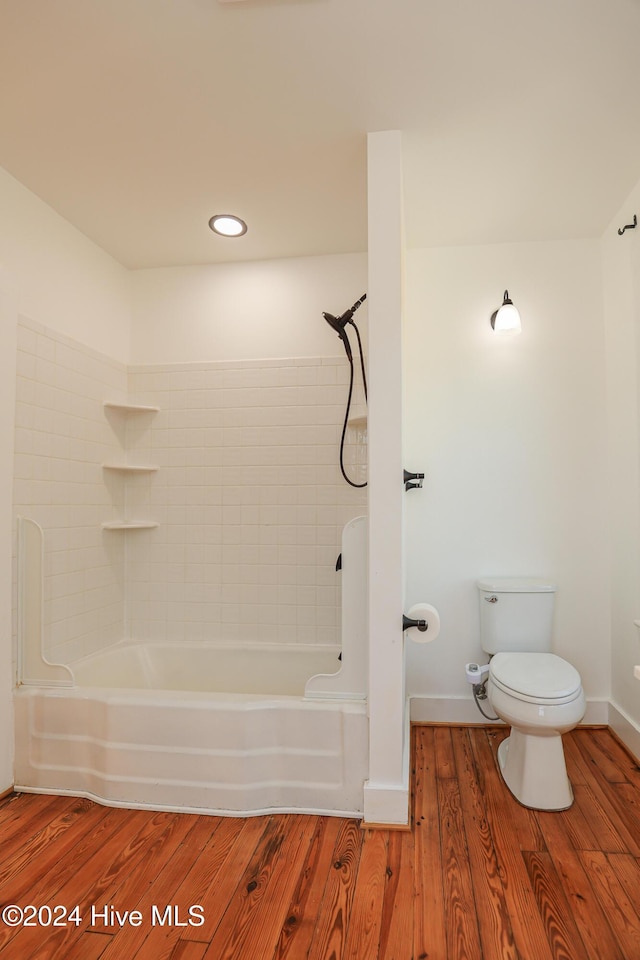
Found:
465,662 -> 490,685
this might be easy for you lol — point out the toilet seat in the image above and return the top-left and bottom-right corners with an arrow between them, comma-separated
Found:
490,652 -> 582,706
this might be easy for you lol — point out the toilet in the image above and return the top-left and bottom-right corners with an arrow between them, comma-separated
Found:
478,577 -> 585,811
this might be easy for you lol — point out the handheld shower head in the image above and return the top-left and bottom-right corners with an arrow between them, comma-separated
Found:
322,313 -> 351,361
322,310 -> 349,336
323,294 -> 366,334
322,293 -> 366,360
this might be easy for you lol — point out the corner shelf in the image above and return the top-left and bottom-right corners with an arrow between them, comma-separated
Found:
102,463 -> 159,473
104,401 -> 160,414
102,521 -> 159,531
102,402 -> 161,530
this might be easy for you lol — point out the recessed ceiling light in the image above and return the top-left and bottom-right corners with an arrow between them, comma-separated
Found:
208,215 -> 247,237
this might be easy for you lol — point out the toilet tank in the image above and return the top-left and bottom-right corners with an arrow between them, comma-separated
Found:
477,577 -> 556,654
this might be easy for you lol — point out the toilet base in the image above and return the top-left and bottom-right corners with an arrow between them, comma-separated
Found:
497,729 -> 574,811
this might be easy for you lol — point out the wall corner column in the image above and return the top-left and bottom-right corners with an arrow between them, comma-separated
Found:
0,268 -> 17,791
363,130 -> 408,826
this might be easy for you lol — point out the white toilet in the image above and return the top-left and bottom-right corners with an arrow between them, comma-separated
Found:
478,577 -> 585,811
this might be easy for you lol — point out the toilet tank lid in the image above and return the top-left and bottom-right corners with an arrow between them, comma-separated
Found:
477,577 -> 556,593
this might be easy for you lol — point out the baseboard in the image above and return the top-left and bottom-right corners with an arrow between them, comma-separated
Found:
409,695 -> 610,726
360,819 -> 412,832
362,781 -> 410,828
410,696 -> 494,725
608,700 -> 640,762
362,707 -> 411,828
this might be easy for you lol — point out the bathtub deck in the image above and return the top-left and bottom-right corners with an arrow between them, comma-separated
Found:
1,726 -> 639,960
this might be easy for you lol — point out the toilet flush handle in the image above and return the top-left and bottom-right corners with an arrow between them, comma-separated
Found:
485,595 -> 498,603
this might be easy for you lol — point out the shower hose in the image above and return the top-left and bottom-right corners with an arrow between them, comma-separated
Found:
338,319 -> 368,488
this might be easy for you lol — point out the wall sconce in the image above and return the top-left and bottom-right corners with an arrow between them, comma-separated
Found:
490,290 -> 521,335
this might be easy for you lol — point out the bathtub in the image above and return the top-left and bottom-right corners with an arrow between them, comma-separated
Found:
14,641 -> 369,818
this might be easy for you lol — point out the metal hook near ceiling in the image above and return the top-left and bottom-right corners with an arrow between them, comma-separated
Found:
618,214 -> 637,236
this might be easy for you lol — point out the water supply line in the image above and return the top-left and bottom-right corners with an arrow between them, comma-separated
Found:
465,662 -> 499,721
322,294 -> 368,488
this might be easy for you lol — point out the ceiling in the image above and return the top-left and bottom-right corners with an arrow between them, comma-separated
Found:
2,0 -> 640,270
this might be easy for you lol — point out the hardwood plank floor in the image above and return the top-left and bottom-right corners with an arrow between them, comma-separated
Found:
1,726 -> 639,960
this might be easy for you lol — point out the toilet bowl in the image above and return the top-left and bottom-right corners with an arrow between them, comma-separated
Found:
477,578 -> 585,811
488,651 -> 585,810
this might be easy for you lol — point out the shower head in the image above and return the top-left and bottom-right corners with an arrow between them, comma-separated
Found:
323,310 -> 349,336
322,293 -> 366,360
323,294 -> 366,333
323,310 -> 353,360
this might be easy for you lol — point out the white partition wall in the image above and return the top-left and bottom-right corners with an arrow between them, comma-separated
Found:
0,272 -> 17,792
602,181 -> 640,758
364,131 -> 408,825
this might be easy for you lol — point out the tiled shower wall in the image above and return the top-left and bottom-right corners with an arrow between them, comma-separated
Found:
13,318 -> 127,665
13,319 -> 367,665
126,359 -> 367,645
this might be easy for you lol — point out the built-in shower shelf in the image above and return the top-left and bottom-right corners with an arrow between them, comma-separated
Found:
102,403 -> 160,530
102,463 -> 159,473
102,521 -> 159,530
103,401 -> 160,413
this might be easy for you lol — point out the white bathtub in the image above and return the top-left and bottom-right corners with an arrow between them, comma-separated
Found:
14,642 -> 369,818
69,641 -> 343,695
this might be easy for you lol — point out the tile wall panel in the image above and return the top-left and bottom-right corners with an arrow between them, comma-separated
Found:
127,358 -> 367,645
13,318 -> 127,665
12,321 -> 367,665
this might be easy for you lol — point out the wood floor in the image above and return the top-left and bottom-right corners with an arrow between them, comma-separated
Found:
1,725 -> 640,960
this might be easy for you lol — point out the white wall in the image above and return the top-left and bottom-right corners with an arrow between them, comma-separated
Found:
126,251 -> 369,656
602,182 -> 640,753
124,356 -> 366,647
130,253 -> 367,364
0,272 -> 17,791
404,239 -> 611,721
9,242 -> 370,674
0,167 -> 131,362
0,162 -> 132,790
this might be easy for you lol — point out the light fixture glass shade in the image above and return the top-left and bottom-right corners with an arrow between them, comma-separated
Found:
491,290 -> 521,335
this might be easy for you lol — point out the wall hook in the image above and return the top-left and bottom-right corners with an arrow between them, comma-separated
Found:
618,214 -> 637,236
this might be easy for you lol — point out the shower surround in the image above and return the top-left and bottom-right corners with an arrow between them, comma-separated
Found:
13,316 -> 367,665
13,316 -> 369,816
